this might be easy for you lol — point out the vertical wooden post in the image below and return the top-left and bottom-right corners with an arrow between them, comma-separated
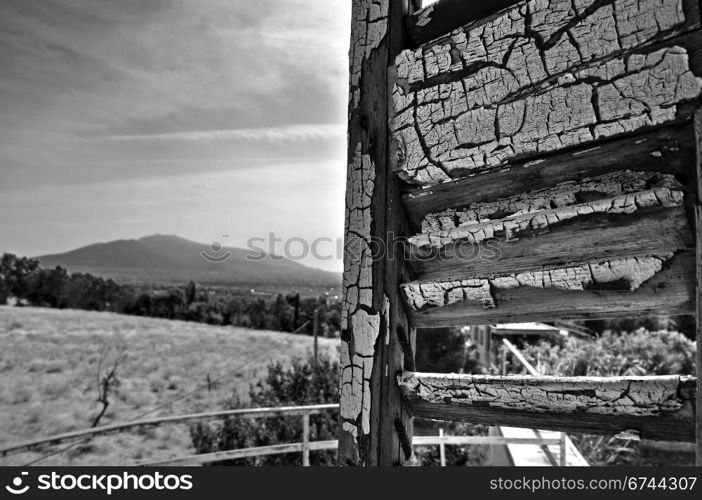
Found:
339,0 -> 416,466
313,308 -> 319,366
694,110 -> 702,466
696,205 -> 702,466
438,428 -> 446,467
302,413 -> 310,467
559,433 -> 567,467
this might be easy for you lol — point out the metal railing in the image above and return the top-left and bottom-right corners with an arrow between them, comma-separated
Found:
2,403 -> 563,467
501,338 -> 569,466
140,434 -> 564,466
0,404 -> 337,459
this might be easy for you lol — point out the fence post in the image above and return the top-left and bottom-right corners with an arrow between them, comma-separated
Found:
313,309 -> 319,366
439,428 -> 446,467
695,110 -> 702,466
339,0 -> 417,466
560,432 -> 567,467
302,413 -> 310,467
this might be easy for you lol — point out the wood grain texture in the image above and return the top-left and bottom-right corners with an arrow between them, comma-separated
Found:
418,171 -> 681,235
402,124 -> 695,230
340,0 -> 415,467
408,206 -> 694,282
391,0 -> 702,185
398,372 -> 696,441
692,109 -> 702,465
407,250 -> 695,327
404,255 -> 675,311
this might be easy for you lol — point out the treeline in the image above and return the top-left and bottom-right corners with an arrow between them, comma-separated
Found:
0,253 -> 341,337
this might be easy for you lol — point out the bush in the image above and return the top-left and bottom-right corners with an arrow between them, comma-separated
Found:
520,329 -> 696,377
189,354 -> 339,466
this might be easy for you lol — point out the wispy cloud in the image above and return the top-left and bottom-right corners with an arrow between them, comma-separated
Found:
99,124 -> 346,144
0,0 -> 350,271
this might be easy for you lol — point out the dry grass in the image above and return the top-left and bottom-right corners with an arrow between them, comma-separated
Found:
0,306 -> 338,466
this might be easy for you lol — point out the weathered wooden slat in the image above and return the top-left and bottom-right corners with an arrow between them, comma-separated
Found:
398,372 -> 697,441
407,0 -> 701,48
391,0 -> 702,185
408,206 -> 693,282
402,124 -> 694,230
406,0 -> 522,47
417,170 -> 684,234
406,250 -> 695,327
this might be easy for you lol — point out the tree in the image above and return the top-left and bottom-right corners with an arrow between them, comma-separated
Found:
92,354 -> 125,428
0,253 -> 40,299
23,266 -> 69,308
246,298 -> 269,329
269,294 -> 294,332
184,281 -> 197,308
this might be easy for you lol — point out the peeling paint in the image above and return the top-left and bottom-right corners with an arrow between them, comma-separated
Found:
349,0 -> 389,108
398,372 -> 694,417
401,255 -> 671,311
412,171 -> 683,249
341,0 -> 389,448
391,0 -> 701,185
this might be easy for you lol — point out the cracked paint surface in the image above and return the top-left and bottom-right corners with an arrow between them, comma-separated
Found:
349,0 -> 389,108
341,0 -> 388,444
402,255 -> 671,311
398,373 -> 693,416
411,171 -> 683,249
391,0 -> 702,185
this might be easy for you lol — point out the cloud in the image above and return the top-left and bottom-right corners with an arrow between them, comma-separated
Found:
99,124 -> 346,144
0,0 -> 351,271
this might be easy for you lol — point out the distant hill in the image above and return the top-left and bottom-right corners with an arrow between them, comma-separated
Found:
36,234 -> 341,287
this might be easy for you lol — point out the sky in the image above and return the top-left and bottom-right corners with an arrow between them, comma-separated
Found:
0,0 -> 358,272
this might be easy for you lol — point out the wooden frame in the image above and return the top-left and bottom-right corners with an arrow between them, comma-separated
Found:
344,0 -> 702,466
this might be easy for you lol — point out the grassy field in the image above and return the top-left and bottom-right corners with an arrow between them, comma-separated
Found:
0,306 -> 338,466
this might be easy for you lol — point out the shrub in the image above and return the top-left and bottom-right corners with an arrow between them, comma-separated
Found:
189,341 -> 494,467
189,354 -> 339,466
520,329 -> 695,377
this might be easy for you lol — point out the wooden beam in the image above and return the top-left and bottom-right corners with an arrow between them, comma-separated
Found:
408,206 -> 693,282
406,0 -> 521,47
405,250 -> 696,328
401,124 -> 694,231
398,372 -> 697,442
408,0 -> 701,49
340,0 -> 416,466
693,109 -> 702,465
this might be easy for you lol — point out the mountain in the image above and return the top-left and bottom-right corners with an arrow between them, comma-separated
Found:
36,235 -> 341,287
